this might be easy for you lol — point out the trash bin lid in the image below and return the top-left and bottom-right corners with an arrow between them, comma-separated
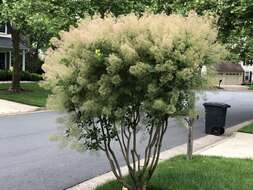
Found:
203,102 -> 231,108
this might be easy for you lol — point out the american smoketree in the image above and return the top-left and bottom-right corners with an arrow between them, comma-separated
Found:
43,13 -> 225,190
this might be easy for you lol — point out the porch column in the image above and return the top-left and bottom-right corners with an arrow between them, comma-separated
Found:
22,49 -> 26,71
4,52 -> 7,70
9,51 -> 11,69
243,71 -> 245,84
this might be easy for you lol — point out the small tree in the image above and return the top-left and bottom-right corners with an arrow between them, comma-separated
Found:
43,13 -> 224,190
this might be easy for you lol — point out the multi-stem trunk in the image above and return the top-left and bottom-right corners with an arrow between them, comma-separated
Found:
99,114 -> 167,190
135,182 -> 147,190
9,24 -> 22,92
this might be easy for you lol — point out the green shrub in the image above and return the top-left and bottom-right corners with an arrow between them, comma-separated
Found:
43,13 -> 226,190
21,71 -> 43,81
0,70 -> 11,81
0,70 -> 42,81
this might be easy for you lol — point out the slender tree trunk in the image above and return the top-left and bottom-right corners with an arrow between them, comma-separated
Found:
185,117 -> 197,160
9,24 -> 22,92
99,114 -> 167,190
187,121 -> 193,160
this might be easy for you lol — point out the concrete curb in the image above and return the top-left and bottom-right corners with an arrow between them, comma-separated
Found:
224,119 -> 253,136
67,118 -> 253,190
196,132 -> 253,159
194,120 -> 253,157
194,120 -> 253,159
195,120 -> 253,155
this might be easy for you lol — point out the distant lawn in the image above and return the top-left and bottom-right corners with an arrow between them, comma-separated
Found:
0,82 -> 50,107
247,84 -> 253,90
239,123 -> 253,134
96,156 -> 253,190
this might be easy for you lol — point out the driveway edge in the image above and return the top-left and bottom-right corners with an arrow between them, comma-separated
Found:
0,98 -> 50,117
0,108 -> 51,117
224,119 -> 253,136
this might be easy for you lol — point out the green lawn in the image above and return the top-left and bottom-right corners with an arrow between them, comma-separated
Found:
96,156 -> 253,190
0,83 -> 50,107
247,84 -> 253,90
239,123 -> 253,134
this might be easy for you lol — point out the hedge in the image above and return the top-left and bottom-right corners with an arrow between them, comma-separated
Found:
0,70 -> 42,81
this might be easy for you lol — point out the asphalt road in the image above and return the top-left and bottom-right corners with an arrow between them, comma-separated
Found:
1,90 -> 253,190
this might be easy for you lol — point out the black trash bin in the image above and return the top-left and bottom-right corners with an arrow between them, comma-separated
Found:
203,102 -> 231,136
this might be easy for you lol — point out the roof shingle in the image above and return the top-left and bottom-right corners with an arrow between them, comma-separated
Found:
0,37 -> 27,50
215,62 -> 244,73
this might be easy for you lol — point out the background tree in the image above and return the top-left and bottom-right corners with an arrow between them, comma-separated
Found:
85,0 -> 150,18
166,0 -> 253,61
43,13 -> 225,190
25,0 -> 89,73
0,0 -> 88,91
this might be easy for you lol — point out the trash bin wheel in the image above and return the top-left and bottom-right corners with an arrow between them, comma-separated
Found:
211,127 -> 225,136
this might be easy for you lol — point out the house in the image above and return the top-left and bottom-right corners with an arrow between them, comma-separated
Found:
215,62 -> 244,85
0,23 -> 27,71
240,59 -> 253,84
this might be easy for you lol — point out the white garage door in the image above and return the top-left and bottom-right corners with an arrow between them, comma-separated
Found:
215,73 -> 243,85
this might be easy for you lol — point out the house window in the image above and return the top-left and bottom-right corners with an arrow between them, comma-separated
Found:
246,59 -> 253,66
245,72 -> 250,81
0,23 -> 7,34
